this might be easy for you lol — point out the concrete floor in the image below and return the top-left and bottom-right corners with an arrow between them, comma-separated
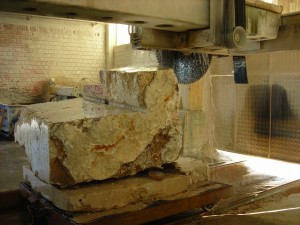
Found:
1,140 -> 300,225
165,151 -> 300,225
0,138 -> 29,192
160,194 -> 300,224
168,190 -> 300,225
0,138 -> 30,225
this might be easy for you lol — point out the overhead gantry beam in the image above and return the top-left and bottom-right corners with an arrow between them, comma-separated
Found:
0,0 -> 209,32
1,0 -> 299,54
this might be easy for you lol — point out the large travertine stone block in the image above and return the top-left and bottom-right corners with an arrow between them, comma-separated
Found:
15,69 -> 181,187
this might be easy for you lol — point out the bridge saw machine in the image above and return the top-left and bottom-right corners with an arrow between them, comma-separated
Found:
1,0 -> 300,224
1,0 -> 298,84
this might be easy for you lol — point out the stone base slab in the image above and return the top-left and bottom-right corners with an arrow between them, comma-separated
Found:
23,166 -> 191,212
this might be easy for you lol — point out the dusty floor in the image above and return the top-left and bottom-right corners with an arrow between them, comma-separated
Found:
0,138 -> 29,192
168,191 -> 300,225
165,151 -> 300,225
1,141 -> 300,225
0,138 -> 30,225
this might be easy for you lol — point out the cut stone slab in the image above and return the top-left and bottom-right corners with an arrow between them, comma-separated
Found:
23,166 -> 191,212
179,110 -> 207,159
15,69 -> 181,187
83,69 -> 179,110
183,110 -> 207,158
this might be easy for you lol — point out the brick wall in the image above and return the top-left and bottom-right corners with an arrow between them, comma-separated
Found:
0,12 -> 106,103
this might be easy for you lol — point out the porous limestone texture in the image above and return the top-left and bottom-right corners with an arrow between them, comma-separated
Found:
23,166 -> 190,212
83,69 -> 179,109
15,69 -> 181,187
174,157 -> 208,184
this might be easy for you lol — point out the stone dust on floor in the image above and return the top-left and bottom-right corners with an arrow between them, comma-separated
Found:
169,192 -> 300,225
164,151 -> 300,225
0,138 -> 29,192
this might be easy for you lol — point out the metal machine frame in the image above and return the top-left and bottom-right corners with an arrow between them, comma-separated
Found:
0,0 -> 299,55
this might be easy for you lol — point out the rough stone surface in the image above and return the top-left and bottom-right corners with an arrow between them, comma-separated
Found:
84,69 -> 179,110
15,69 -> 181,187
23,166 -> 190,212
174,157 -> 207,184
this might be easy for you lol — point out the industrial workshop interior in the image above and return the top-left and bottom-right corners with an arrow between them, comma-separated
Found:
1,0 -> 300,224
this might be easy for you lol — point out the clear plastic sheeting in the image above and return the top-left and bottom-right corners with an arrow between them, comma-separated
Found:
209,51 -> 300,164
210,76 -> 235,151
170,196 -> 300,225
270,75 -> 300,162
235,79 -> 270,158
174,149 -> 300,225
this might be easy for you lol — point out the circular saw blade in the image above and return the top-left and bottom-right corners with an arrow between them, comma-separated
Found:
156,50 -> 212,84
